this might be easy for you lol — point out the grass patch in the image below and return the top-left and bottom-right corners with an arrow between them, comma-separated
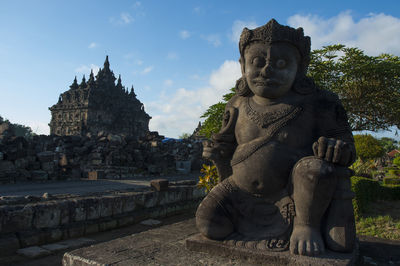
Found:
355,200 -> 400,240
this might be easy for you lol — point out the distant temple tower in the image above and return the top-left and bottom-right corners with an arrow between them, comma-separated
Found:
49,56 -> 151,138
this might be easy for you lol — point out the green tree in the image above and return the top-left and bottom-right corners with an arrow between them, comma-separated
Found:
199,88 -> 235,138
200,45 -> 400,138
378,137 -> 399,153
309,45 -> 400,132
393,156 -> 400,168
0,115 -> 34,138
354,134 -> 385,161
179,132 -> 191,139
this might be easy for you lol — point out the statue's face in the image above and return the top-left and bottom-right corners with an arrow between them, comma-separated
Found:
243,41 -> 300,99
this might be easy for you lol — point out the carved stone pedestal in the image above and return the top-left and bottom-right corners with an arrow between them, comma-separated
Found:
186,234 -> 359,266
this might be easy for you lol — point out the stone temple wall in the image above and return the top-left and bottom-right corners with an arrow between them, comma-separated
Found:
0,129 -> 204,184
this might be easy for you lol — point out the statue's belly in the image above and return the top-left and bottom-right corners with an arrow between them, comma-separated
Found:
232,141 -> 301,197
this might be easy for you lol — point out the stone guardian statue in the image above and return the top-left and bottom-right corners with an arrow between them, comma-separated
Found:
196,19 -> 356,257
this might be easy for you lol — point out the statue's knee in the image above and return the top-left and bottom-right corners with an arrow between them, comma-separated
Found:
195,188 -> 233,239
292,156 -> 335,183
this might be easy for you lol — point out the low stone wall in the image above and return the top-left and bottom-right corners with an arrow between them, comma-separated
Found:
0,183 -> 205,256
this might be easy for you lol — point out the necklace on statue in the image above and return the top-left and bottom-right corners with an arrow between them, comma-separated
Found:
245,97 -> 301,128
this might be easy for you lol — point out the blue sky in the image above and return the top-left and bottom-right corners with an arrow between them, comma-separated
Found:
1,0 -> 400,138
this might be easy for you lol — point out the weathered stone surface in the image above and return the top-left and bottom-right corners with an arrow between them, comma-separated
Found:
68,224 -> 85,238
17,169 -> 31,180
14,158 -> 29,169
0,182 -> 202,255
31,170 -> 48,181
99,197 -> 114,218
61,219 -> 256,266
0,234 -> 20,256
59,238 -> 96,249
176,160 -> 191,174
140,219 -> 161,226
41,161 -> 55,172
33,202 -> 61,229
41,243 -> 69,252
37,151 -> 55,163
186,234 -> 359,266
99,219 -> 118,231
49,228 -> 64,242
19,230 -> 49,247
71,199 -> 86,222
88,170 -> 104,180
121,195 -> 136,213
17,246 -> 51,258
0,160 -> 15,172
143,191 -> 158,208
86,198 -> 101,220
84,223 -> 99,235
1,205 -> 34,232
150,178 -> 169,191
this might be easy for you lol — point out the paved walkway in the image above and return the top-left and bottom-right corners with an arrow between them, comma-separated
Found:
0,179 -> 149,197
0,173 -> 199,197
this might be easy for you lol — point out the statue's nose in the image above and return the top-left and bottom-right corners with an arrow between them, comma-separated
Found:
261,62 -> 273,77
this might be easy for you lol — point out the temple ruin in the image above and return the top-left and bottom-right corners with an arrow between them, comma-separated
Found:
49,56 -> 151,138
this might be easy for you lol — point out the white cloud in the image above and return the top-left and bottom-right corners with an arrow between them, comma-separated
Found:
202,34 -> 222,47
167,52 -> 178,60
180,30 -> 191,39
135,59 -> 143,65
110,12 -> 134,25
230,20 -> 258,43
75,64 -> 100,75
147,60 -> 241,138
164,79 -> 173,86
141,66 -> 154,74
132,1 -> 141,8
190,74 -> 200,80
88,42 -> 97,49
25,121 -> 49,135
193,7 -> 201,14
287,11 -> 400,55
120,12 -> 134,24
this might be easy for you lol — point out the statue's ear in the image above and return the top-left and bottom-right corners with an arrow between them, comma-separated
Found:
239,57 -> 245,75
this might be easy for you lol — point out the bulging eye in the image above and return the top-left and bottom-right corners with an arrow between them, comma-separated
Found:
252,57 -> 265,67
276,59 -> 286,68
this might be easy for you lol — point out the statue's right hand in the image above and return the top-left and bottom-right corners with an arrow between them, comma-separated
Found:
202,140 -> 221,161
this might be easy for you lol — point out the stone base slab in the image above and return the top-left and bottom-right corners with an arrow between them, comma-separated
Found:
63,219 -> 263,265
186,234 -> 359,266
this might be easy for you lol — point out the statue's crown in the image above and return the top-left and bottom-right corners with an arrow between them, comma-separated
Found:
239,19 -> 311,73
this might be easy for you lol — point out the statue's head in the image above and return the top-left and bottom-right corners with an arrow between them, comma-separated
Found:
236,19 -> 314,97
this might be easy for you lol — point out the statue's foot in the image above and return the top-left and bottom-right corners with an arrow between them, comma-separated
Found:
289,225 -> 325,256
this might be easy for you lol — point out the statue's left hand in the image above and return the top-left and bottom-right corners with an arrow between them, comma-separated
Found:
312,137 -> 352,166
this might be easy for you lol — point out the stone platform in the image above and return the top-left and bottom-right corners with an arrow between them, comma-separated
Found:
186,234 -> 359,266
63,218 -> 360,266
62,218 -> 252,265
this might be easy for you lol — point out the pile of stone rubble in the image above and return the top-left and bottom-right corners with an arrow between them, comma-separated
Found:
0,122 -> 205,184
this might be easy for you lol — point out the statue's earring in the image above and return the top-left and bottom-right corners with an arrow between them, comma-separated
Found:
235,77 -> 252,96
292,75 -> 315,95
